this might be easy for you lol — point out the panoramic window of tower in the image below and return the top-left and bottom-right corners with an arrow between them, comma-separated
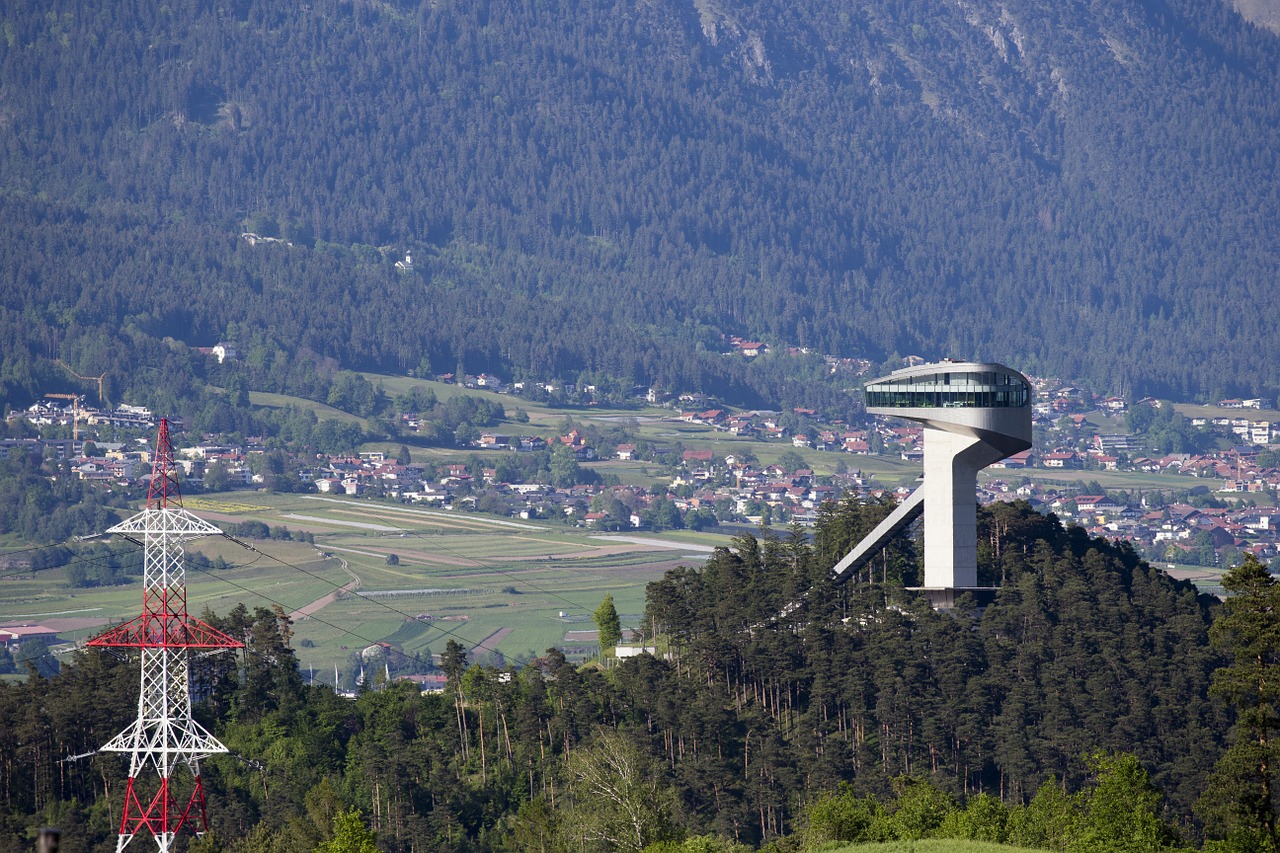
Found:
833,361 -> 1033,608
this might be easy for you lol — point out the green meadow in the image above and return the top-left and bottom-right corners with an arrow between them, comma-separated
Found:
248,390 -> 372,428
824,843 -> 1041,853
1,491 -> 709,680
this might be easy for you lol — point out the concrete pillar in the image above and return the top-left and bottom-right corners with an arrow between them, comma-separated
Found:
921,429 -> 1011,588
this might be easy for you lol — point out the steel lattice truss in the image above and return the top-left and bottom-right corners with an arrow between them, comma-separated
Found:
88,419 -> 243,852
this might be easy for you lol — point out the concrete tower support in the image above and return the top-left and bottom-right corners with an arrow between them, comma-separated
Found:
922,427 -> 1005,588
835,362 -> 1032,598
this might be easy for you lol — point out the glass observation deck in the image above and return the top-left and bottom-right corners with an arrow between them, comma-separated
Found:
864,369 -> 1030,410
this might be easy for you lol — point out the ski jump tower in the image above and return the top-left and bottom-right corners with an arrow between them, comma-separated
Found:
835,362 -> 1032,607
88,418 -> 242,852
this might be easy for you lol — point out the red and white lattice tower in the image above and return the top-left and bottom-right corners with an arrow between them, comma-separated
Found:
88,418 -> 242,852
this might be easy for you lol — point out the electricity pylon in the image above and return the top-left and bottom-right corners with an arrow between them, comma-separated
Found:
87,418 -> 242,852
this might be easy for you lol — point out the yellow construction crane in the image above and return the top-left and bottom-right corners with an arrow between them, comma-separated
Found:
57,360 -> 108,407
44,393 -> 82,443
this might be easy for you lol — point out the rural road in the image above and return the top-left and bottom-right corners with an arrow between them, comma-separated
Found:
289,555 -> 361,621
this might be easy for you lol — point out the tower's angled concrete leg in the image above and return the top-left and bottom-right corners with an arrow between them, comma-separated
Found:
830,486 -> 925,582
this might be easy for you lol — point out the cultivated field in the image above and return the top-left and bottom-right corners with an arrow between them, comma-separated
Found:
0,492 -> 714,683
0,535 -> 347,647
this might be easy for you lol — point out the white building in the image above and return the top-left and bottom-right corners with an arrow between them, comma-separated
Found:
835,362 -> 1032,606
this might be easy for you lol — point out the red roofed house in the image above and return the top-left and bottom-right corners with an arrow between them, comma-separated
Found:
1,625 -> 58,648
1043,452 -> 1080,469
993,449 -> 1033,468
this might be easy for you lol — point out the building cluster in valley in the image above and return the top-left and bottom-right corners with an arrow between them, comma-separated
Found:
978,479 -> 1278,565
9,360 -> 1280,570
309,441 -> 865,529
14,400 -> 160,435
17,417 -> 1268,570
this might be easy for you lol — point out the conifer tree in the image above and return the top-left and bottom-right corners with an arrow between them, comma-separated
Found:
1200,554 -> 1280,850
594,594 -> 623,652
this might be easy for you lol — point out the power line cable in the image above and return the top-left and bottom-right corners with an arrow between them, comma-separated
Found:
0,547 -> 143,582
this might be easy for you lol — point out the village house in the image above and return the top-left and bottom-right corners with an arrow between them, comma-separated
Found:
729,337 -> 768,357
1,625 -> 59,648
1042,451 -> 1081,469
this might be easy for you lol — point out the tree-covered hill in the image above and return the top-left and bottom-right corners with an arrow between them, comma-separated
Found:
2,0 -> 1278,408
0,502 -> 1249,851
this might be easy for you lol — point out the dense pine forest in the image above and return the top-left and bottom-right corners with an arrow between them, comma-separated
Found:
4,501 -> 1279,852
2,0 -> 1280,412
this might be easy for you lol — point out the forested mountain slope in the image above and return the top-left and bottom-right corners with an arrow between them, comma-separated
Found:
1,0 -> 1278,407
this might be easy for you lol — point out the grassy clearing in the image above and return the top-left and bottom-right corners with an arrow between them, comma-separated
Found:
583,460 -> 665,488
1161,562 -> 1226,595
1174,402 -> 1280,421
823,842 -> 1041,853
249,390 -> 370,427
358,372 -> 669,434
359,374 -> 479,403
987,467 -> 1196,492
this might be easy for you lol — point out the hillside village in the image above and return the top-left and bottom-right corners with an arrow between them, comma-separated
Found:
7,368 -> 1280,576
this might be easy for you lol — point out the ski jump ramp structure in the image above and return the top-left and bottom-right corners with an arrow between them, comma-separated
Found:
836,361 -> 1033,607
